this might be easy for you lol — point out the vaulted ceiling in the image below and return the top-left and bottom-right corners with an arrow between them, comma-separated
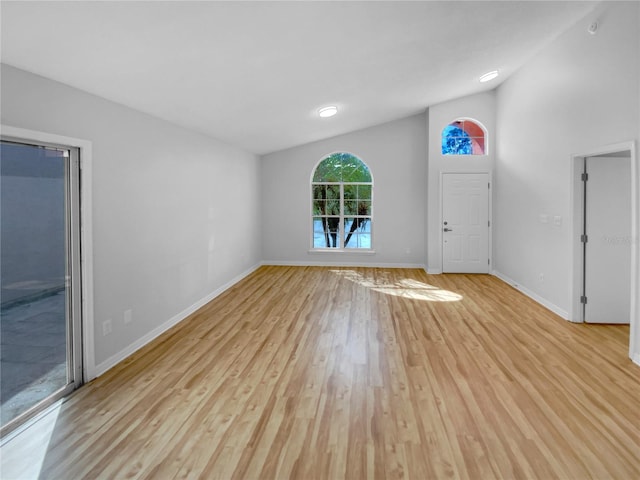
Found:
1,1 -> 598,155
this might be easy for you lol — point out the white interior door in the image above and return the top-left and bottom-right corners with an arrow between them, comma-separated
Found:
442,173 -> 489,273
584,156 -> 631,324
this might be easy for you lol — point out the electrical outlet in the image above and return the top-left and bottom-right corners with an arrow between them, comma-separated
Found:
102,319 -> 112,336
124,309 -> 132,325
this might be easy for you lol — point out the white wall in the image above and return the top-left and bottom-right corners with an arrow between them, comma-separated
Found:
426,91 -> 496,273
261,113 -> 427,266
495,1 -> 639,332
1,64 -> 262,374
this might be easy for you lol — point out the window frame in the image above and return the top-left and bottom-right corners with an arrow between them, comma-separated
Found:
310,153 -> 374,253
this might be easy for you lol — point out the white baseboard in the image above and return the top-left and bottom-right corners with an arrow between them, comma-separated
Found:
262,260 -> 427,269
633,353 -> 640,368
426,268 -> 442,274
491,270 -> 569,320
93,263 -> 261,379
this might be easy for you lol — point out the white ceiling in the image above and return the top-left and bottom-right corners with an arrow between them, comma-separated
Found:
1,1 -> 598,155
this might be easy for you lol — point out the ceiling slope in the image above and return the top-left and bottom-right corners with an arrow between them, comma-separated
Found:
1,1 -> 598,154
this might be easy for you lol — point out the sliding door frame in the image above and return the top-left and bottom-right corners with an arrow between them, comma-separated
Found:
1,125 -> 95,391
0,129 -> 93,437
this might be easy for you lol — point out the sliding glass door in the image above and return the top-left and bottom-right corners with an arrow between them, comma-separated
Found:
1,139 -> 82,436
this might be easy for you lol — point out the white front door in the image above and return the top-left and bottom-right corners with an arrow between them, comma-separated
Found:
442,173 -> 490,273
583,156 -> 631,324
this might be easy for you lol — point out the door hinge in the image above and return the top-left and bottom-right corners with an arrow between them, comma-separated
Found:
580,295 -> 588,304
581,234 -> 588,243
488,258 -> 490,265
488,220 -> 491,227
581,173 -> 589,181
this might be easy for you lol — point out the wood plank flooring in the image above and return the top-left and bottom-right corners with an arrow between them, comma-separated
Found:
2,266 -> 639,479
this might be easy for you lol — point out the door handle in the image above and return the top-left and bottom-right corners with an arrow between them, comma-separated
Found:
443,228 -> 453,232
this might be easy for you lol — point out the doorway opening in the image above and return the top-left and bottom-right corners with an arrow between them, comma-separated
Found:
570,141 -> 637,361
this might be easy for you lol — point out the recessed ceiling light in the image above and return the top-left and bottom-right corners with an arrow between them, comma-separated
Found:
318,106 -> 338,118
479,70 -> 499,83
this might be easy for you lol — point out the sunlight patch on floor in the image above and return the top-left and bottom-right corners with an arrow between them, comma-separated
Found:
330,270 -> 463,302
0,401 -> 62,479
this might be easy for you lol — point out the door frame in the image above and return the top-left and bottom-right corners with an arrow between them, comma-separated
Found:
440,171 -> 492,273
1,125 -> 95,381
569,141 -> 637,360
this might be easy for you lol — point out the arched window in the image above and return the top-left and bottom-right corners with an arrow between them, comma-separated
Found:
311,152 -> 373,250
442,118 -> 486,155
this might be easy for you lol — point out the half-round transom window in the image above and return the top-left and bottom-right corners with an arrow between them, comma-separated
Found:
311,152 -> 372,250
442,119 -> 486,155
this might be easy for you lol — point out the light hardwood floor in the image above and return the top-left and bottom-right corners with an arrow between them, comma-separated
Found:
2,266 -> 639,479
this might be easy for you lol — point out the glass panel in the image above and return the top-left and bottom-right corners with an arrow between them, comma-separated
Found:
342,158 -> 371,182
343,184 -> 356,199
344,217 -> 371,232
1,142 -> 70,427
312,199 -> 325,216
471,137 -> 485,155
345,232 -> 372,249
356,201 -> 371,216
344,200 -> 358,216
357,184 -> 372,200
344,217 -> 372,248
442,121 -> 485,155
326,199 -> 340,216
313,185 -> 340,215
326,184 -> 340,200
312,184 -> 325,200
313,155 -> 342,182
313,217 -> 326,248
313,217 -> 340,248
313,153 -> 372,183
461,120 -> 484,138
442,125 -> 472,155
